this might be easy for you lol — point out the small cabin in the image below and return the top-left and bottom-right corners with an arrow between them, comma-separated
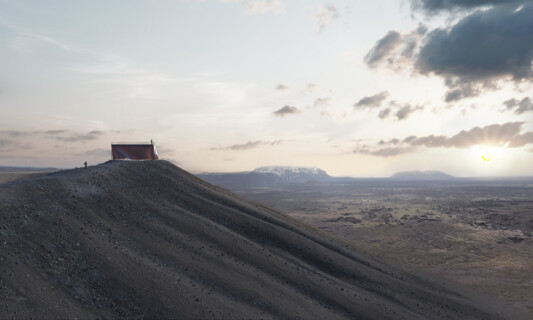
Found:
111,142 -> 159,160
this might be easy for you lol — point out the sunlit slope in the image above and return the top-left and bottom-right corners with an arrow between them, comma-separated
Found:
0,160 -> 521,319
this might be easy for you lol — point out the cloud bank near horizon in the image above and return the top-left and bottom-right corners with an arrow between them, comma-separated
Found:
353,122 -> 533,157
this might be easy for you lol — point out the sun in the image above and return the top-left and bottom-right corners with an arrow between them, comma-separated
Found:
476,146 -> 505,165
468,145 -> 506,166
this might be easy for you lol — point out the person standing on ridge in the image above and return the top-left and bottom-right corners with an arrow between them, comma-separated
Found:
84,161 -> 87,169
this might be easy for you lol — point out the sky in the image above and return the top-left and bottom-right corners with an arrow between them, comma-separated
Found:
1,0 -> 533,177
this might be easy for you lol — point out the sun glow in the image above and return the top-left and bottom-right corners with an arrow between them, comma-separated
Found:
468,145 -> 507,166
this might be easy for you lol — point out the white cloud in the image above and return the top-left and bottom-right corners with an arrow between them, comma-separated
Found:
315,5 -> 339,34
245,0 -> 281,14
219,0 -> 281,14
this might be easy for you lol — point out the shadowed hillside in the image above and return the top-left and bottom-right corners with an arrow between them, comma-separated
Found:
0,161 -> 524,319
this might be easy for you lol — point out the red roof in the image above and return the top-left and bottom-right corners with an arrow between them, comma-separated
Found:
111,144 -> 159,160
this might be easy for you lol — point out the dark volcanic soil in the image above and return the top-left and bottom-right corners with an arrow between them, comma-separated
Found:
0,161 -> 525,319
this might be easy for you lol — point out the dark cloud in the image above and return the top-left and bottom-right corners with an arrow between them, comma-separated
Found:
365,4 -> 533,102
504,97 -> 533,114
443,80 -> 481,102
416,5 -> 533,82
395,104 -> 423,120
354,91 -> 389,108
378,108 -> 391,119
364,25 -> 427,71
364,31 -> 402,67
215,140 -> 283,151
273,106 -> 300,117
276,84 -> 289,91
375,102 -> 423,120
410,0 -> 525,13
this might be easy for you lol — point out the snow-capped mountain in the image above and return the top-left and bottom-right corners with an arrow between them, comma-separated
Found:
253,166 -> 329,182
197,166 -> 331,187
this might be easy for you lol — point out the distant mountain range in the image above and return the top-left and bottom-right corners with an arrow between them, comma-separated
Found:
196,166 -> 456,188
197,166 -> 332,188
197,167 -> 456,187
390,170 -> 456,181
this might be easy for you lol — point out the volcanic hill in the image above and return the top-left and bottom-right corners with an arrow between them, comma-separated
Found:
0,161 -> 522,319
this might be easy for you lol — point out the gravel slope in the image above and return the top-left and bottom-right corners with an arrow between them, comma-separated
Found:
0,160 -> 524,319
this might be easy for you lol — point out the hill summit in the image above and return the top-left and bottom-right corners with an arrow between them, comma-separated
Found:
0,161 -> 518,319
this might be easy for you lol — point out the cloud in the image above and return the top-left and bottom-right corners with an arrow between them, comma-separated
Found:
0,138 -> 33,152
55,130 -> 105,143
273,105 -> 300,117
410,0 -> 525,13
509,132 -> 533,147
411,122 -> 525,148
365,5 -> 533,102
375,101 -> 423,121
364,31 -> 402,67
378,108 -> 391,119
245,0 -> 281,14
504,97 -> 533,114
315,5 -> 339,34
354,91 -> 389,108
443,80 -> 481,102
353,122 -> 533,157
395,104 -> 423,120
220,0 -> 281,14
0,138 -> 16,148
0,129 -> 106,143
75,148 -> 111,158
43,130 -> 68,135
364,25 -> 428,71
353,146 -> 415,157
275,84 -> 289,91
0,130 -> 30,138
313,97 -> 330,108
215,140 -> 283,151
415,4 -> 533,86
302,83 -> 319,93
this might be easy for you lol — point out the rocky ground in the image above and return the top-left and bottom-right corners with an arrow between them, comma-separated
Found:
234,180 -> 533,315
0,161 -> 526,319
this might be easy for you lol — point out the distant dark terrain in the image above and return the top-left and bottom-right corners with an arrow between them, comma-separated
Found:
208,171 -> 533,315
0,166 -> 59,184
390,170 -> 456,181
0,161 -> 524,319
